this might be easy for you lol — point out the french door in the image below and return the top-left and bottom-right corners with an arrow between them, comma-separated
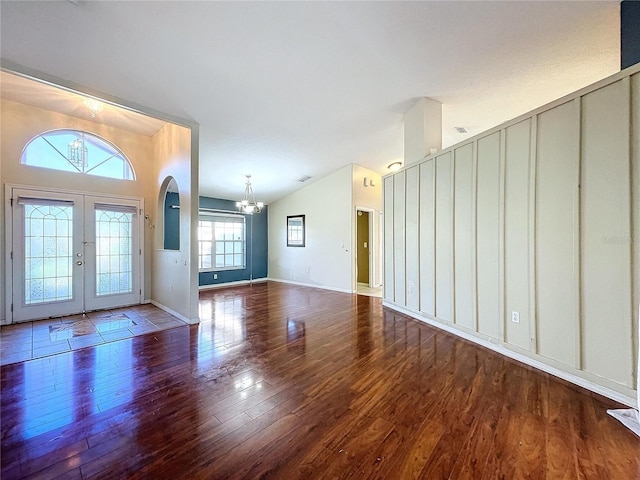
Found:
9,187 -> 142,322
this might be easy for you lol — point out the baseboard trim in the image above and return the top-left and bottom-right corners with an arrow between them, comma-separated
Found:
383,301 -> 637,409
199,278 -> 267,291
267,277 -> 354,295
150,300 -> 199,325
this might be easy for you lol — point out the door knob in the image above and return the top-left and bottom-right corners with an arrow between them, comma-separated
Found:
76,261 -> 83,265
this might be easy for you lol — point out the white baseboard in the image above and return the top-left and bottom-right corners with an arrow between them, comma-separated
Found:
383,301 -> 637,409
199,278 -> 267,291
267,277 -> 354,295
150,300 -> 199,325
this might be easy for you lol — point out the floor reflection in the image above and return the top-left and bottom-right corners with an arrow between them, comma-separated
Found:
196,293 -> 247,359
17,339 -> 135,441
355,295 -> 374,358
286,319 -> 306,354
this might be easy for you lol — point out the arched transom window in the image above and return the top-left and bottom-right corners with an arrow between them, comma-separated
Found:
21,129 -> 135,180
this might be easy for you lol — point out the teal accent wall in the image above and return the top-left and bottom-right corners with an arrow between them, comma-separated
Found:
163,192 -> 180,250
622,0 -> 640,69
198,196 -> 268,286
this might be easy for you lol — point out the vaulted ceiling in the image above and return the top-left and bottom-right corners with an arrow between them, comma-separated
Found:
1,1 -> 620,204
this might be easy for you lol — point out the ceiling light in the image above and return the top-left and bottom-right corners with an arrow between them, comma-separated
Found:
236,175 -> 263,214
83,98 -> 103,118
387,161 -> 403,171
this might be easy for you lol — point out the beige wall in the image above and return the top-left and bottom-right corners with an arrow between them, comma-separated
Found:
383,65 -> 640,402
1,99 -> 155,323
151,122 -> 199,323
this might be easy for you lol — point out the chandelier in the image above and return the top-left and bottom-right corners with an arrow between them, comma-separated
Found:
83,98 -> 103,118
236,175 -> 263,214
68,137 -> 88,169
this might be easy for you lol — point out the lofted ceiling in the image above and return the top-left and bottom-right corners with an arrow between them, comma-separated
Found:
0,1 -> 620,204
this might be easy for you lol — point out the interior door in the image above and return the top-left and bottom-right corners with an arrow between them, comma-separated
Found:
10,187 -> 142,322
356,210 -> 370,284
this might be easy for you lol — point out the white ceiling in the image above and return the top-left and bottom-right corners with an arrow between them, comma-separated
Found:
0,1 -> 620,204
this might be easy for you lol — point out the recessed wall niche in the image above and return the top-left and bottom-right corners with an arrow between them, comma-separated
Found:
159,176 -> 180,250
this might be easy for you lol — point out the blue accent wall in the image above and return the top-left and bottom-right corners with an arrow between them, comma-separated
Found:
621,0 -> 640,69
198,196 -> 268,286
164,192 -> 180,250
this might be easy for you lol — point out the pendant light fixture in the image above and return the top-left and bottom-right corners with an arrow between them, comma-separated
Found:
236,174 -> 263,214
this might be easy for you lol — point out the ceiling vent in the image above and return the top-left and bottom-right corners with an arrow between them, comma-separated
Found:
454,127 -> 469,134
298,175 -> 312,182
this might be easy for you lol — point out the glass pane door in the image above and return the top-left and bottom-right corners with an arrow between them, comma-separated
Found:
10,188 -> 142,322
12,189 -> 85,322
84,197 -> 140,311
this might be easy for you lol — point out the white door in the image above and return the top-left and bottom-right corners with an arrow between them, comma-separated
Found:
10,187 -> 142,322
84,195 -> 141,311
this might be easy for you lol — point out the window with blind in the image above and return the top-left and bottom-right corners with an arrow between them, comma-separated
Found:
198,213 -> 246,270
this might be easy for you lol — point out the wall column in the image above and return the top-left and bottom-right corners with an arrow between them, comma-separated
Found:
404,97 -> 442,166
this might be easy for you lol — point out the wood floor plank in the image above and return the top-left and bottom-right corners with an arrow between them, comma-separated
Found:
1,282 -> 638,479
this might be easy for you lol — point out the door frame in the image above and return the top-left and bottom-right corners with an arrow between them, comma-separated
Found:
4,183 -> 145,324
354,205 -> 379,290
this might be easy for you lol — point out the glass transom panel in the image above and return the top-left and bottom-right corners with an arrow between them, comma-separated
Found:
21,130 -> 135,180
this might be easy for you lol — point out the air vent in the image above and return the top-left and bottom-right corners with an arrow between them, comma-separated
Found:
298,175 -> 312,182
454,127 -> 469,134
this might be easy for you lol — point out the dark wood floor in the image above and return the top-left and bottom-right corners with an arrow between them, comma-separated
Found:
1,282 -> 638,479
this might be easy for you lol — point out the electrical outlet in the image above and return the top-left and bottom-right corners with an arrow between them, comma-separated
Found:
511,311 -> 520,323
214,274 -> 218,280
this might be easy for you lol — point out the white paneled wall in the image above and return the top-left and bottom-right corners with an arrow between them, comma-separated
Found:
580,79 -> 632,386
536,100 -> 580,368
382,66 -> 640,399
405,166 -> 420,311
383,176 -> 395,301
393,173 -> 406,305
504,119 -> 532,351
454,144 -> 474,330
435,153 -> 454,322
476,132 -> 501,340
418,161 -> 435,316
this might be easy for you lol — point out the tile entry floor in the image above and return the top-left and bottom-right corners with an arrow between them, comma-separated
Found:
0,304 -> 187,366
356,282 -> 382,297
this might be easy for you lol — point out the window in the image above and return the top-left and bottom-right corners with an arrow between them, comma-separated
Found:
21,129 -> 135,180
198,214 -> 245,270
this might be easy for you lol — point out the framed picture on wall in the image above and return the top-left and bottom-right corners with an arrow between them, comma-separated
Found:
287,215 -> 305,247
